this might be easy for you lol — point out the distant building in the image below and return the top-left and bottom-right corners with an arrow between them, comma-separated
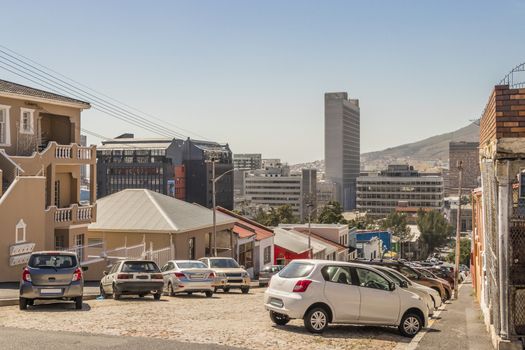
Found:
279,223 -> 349,247
447,142 -> 480,196
349,230 -> 392,252
301,168 -> 317,222
325,92 -> 360,211
443,197 -> 473,234
233,153 -> 262,170
317,179 -> 337,209
356,164 -> 444,218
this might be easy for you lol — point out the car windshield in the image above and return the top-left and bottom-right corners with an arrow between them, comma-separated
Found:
28,254 -> 77,269
121,261 -> 160,273
209,259 -> 240,268
176,261 -> 207,269
380,269 -> 404,285
279,262 -> 314,278
419,269 -> 436,278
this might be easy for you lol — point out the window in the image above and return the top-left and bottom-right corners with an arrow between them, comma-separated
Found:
121,261 -> 160,273
19,108 -> 34,134
0,105 -> 11,145
188,237 -> 196,260
355,268 -> 391,291
15,219 -> 26,243
279,262 -> 314,278
321,265 -> 353,285
399,266 -> 419,279
263,246 -> 271,264
239,241 -> 254,269
54,180 -> 61,207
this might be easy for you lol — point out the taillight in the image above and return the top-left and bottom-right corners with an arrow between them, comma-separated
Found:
293,280 -> 312,293
22,267 -> 31,282
174,272 -> 185,279
72,268 -> 82,282
117,273 -> 132,279
151,274 -> 163,280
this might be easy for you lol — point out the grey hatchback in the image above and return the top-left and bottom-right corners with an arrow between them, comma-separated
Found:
19,251 -> 87,310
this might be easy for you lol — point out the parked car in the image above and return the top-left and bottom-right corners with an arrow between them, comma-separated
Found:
358,260 -> 450,301
99,260 -> 164,300
259,265 -> 284,286
199,257 -> 251,294
160,260 -> 215,297
367,265 -> 437,316
19,251 -> 87,310
416,267 -> 453,299
264,260 -> 428,337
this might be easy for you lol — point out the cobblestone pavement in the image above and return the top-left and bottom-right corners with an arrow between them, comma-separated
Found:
0,288 -> 409,350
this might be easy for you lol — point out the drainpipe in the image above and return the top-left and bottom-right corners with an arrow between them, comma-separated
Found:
496,160 -> 510,339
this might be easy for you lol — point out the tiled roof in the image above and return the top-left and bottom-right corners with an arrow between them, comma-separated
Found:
216,207 -> 274,241
0,79 -> 90,107
233,223 -> 257,239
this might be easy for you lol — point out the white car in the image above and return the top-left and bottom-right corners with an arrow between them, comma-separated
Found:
372,265 -> 441,316
264,260 -> 428,337
161,260 -> 215,297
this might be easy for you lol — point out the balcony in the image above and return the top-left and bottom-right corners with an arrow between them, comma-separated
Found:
46,203 -> 97,228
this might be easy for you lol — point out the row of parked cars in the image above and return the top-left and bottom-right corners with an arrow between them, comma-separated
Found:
263,258 -> 462,338
19,251 -> 252,310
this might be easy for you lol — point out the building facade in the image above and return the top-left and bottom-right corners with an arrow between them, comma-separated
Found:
325,92 -> 360,211
0,80 -> 96,282
447,141 -> 480,196
356,164 -> 444,218
301,168 -> 317,222
233,153 -> 262,170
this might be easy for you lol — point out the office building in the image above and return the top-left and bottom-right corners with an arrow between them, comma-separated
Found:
233,153 -> 262,170
324,92 -> 360,211
356,164 -> 444,218
301,168 -> 317,222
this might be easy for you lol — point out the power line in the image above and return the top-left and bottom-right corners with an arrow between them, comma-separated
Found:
0,44 -> 210,140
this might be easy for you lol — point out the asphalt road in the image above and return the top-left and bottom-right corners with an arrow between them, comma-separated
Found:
0,327 -> 241,350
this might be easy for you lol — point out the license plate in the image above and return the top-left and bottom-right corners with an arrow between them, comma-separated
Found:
136,275 -> 148,279
190,274 -> 204,279
40,288 -> 62,294
270,298 -> 283,308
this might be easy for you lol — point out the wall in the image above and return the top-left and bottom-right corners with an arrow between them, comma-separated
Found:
274,245 -> 309,265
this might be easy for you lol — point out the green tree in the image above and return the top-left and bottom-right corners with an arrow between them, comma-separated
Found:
347,215 -> 377,230
317,201 -> 345,224
447,238 -> 471,265
254,205 -> 298,226
380,212 -> 413,257
417,209 -> 453,258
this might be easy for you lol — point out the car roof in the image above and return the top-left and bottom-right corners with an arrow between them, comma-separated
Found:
31,251 -> 77,256
169,260 -> 205,263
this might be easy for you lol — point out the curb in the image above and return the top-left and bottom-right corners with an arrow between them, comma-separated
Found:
0,294 -> 99,307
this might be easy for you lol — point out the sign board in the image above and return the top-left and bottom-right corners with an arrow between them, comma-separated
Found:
9,253 -> 31,267
9,242 -> 35,257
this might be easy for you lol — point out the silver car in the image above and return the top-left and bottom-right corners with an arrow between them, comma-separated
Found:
100,260 -> 164,300
19,251 -> 86,310
161,260 -> 215,297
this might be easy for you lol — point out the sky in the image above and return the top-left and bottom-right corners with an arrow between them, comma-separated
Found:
1,0 -> 525,164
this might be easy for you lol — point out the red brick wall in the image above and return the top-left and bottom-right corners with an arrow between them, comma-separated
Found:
480,85 -> 525,145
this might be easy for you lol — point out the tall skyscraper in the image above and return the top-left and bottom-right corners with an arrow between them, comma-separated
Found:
324,92 -> 360,211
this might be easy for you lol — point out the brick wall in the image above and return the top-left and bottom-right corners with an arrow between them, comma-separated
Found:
480,85 -> 525,145
448,142 -> 480,194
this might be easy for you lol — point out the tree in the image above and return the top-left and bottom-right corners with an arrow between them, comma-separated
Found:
254,205 -> 298,227
380,212 -> 413,258
447,238 -> 471,265
347,215 -> 377,230
317,201 -> 345,224
417,209 -> 453,258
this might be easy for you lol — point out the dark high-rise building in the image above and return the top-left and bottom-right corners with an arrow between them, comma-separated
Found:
325,92 -> 360,211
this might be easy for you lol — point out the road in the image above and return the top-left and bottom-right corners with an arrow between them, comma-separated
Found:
0,327 -> 240,350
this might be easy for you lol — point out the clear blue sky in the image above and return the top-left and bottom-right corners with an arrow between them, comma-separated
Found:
1,0 -> 525,163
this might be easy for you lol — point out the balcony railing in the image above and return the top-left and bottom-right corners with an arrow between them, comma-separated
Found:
47,203 -> 96,227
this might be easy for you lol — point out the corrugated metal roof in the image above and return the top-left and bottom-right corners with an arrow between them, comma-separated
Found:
89,189 -> 237,233
0,79 -> 90,107
273,228 -> 325,255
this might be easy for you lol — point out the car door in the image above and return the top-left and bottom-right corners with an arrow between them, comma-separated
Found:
353,267 -> 400,325
322,265 -> 360,322
102,262 -> 119,292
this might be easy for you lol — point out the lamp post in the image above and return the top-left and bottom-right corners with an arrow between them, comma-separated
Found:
207,157 -> 234,257
454,160 -> 463,300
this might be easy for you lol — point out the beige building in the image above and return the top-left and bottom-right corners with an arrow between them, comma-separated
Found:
0,80 -> 96,282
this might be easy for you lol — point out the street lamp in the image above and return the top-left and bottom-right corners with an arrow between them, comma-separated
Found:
206,156 -> 235,257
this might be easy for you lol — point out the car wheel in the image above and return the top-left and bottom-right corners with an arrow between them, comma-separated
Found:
214,287 -> 218,293
398,312 -> 423,338
223,287 -> 230,293
27,299 -> 34,306
270,311 -> 290,326
304,307 -> 329,333
112,284 -> 121,300
138,294 -> 145,298
241,287 -> 250,294
19,297 -> 28,310
75,296 -> 83,310
187,292 -> 193,295
154,292 -> 162,301
205,291 -> 213,298
168,283 -> 175,297
100,284 -> 107,298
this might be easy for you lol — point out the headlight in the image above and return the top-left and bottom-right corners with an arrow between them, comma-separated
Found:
217,272 -> 226,277
242,272 -> 249,278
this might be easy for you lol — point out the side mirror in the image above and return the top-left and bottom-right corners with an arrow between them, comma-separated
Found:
400,281 -> 408,288
389,282 -> 396,291
103,271 -> 108,275
81,266 -> 89,272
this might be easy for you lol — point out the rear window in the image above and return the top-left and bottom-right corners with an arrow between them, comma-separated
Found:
209,259 -> 240,268
29,254 -> 77,269
278,262 -> 314,278
176,262 -> 207,269
121,261 -> 160,273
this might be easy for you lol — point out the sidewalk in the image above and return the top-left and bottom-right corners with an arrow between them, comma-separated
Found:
412,279 -> 493,350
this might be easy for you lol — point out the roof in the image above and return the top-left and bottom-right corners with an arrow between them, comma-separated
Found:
0,79 -> 90,108
232,222 -> 257,239
216,207 -> 274,241
99,138 -> 174,150
89,189 -> 237,233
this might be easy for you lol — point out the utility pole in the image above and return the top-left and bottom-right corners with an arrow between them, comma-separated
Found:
454,160 -> 463,299
212,159 -> 217,257
307,202 -> 312,258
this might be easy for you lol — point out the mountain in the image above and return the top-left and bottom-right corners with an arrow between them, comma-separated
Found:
290,122 -> 479,173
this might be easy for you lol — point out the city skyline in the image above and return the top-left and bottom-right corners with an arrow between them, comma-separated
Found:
1,1 -> 525,164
